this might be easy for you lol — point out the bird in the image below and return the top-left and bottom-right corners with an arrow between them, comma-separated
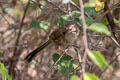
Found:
24,24 -> 79,62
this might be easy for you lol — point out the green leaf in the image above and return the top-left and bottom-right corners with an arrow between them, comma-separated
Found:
0,63 -> 12,80
31,19 -> 40,28
86,17 -> 93,25
61,15 -> 72,22
56,14 -> 73,26
83,73 -> 99,80
0,64 -> 6,80
114,18 -> 120,24
72,10 -> 81,18
89,0 -> 96,7
101,18 -> 109,24
52,53 -> 60,63
88,23 -> 111,36
84,8 -> 99,17
58,60 -> 74,76
31,19 -> 49,30
0,50 -> 3,54
53,54 -> 75,76
62,55 -> 72,61
70,75 -> 79,80
88,50 -> 109,68
74,17 -> 82,24
20,0 -> 28,3
39,21 -> 49,30
55,17 -> 64,26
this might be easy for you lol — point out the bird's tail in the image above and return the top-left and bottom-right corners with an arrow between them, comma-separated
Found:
24,39 -> 52,62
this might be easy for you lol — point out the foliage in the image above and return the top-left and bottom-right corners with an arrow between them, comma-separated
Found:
84,0 -> 104,11
52,0 -> 110,79
53,53 -> 75,77
70,75 -> 79,80
83,73 -> 99,80
31,19 -> 49,30
88,50 -> 109,68
0,63 -> 12,80
55,7 -> 98,28
1,0 -> 119,79
0,50 -> 3,54
50,0 -> 111,79
88,23 -> 111,36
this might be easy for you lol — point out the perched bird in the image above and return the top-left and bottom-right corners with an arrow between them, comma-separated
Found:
24,24 -> 79,62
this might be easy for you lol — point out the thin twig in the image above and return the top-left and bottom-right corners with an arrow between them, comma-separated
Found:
74,46 -> 82,65
45,0 -> 67,14
79,0 -> 89,73
0,12 -> 11,25
8,0 -> 31,78
110,36 -> 120,47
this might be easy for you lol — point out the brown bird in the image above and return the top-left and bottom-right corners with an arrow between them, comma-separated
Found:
24,24 -> 79,62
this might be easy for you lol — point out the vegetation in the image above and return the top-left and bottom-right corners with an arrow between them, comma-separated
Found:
0,0 -> 120,80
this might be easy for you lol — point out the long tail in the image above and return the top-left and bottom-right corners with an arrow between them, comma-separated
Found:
24,39 -> 52,62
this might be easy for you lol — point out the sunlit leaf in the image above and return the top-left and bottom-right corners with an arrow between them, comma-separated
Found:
84,0 -> 104,11
13,8 -> 22,16
88,50 -> 109,68
114,18 -> 120,24
62,0 -> 71,4
61,15 -> 72,22
20,0 -> 28,3
39,22 -> 49,30
0,64 -> 5,80
84,3 -> 91,7
83,73 -> 99,80
70,75 -> 79,80
4,8 -> 22,16
95,0 -> 104,11
89,0 -> 96,7
0,63 -> 12,80
88,23 -> 111,36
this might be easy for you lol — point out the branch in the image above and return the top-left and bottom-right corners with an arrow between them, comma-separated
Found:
8,0 -> 31,78
79,0 -> 89,73
104,1 -> 120,45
